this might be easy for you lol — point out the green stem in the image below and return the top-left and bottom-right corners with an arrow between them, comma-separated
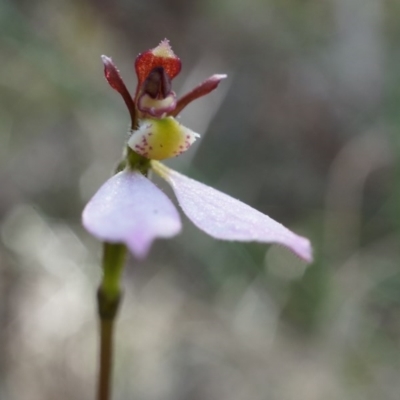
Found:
97,242 -> 127,400
126,147 -> 151,175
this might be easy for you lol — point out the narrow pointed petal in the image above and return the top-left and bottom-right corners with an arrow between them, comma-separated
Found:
101,55 -> 136,126
170,74 -> 227,117
152,162 -> 312,263
82,170 -> 181,258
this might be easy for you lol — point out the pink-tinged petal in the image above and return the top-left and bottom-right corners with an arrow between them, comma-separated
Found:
152,162 -> 312,263
82,170 -> 181,259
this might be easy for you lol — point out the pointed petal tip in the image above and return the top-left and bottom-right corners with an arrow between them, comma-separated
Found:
290,236 -> 313,264
82,170 -> 182,259
101,54 -> 111,63
100,55 -> 124,91
152,162 -> 313,263
101,55 -> 117,71
125,234 -> 152,260
213,74 -> 228,80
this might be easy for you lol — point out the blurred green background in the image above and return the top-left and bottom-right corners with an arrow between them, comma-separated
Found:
1,0 -> 400,399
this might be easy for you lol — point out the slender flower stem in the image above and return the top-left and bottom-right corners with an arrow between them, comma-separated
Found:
97,242 -> 127,400
98,318 -> 114,400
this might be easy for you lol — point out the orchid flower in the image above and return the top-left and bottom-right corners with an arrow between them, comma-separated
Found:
82,40 -> 313,263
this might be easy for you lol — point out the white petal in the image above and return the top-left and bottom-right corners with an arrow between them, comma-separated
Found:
82,170 -> 181,258
152,162 -> 312,262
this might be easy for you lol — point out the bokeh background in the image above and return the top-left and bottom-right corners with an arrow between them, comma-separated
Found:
1,0 -> 400,399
